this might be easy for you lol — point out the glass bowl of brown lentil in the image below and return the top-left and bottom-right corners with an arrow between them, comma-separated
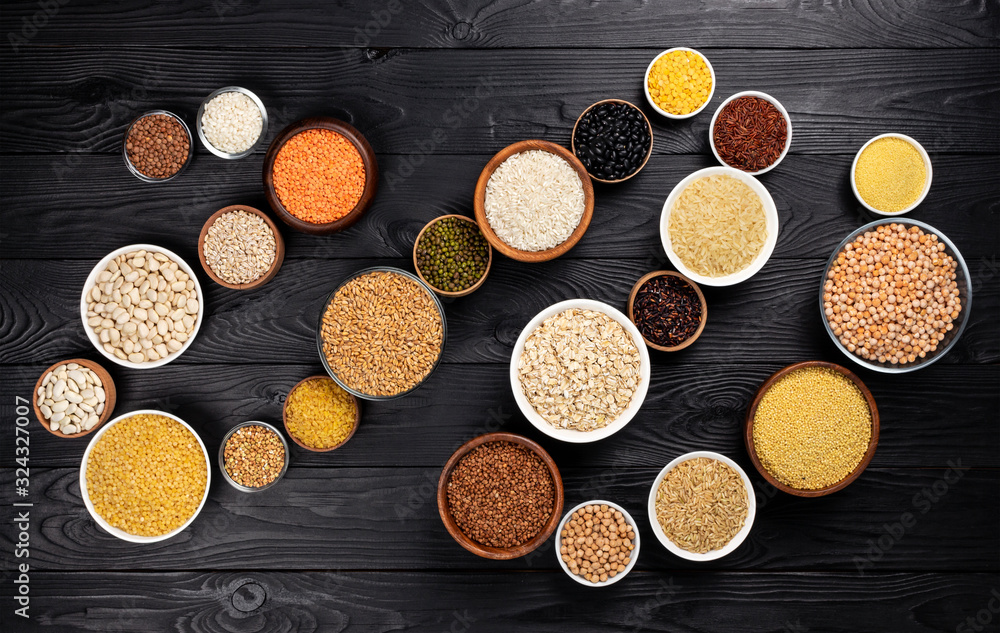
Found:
79,409 -> 211,543
709,91 -> 792,176
316,267 -> 447,400
744,361 -> 879,497
437,432 -> 564,560
218,421 -> 290,492
819,219 -> 971,373
556,500 -> 640,587
850,133 -> 932,217
122,110 -> 194,183
647,451 -> 756,562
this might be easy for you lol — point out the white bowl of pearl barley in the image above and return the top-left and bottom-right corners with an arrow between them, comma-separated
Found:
80,244 -> 203,369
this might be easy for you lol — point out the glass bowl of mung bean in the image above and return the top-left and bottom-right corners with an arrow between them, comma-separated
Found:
219,421 -> 290,492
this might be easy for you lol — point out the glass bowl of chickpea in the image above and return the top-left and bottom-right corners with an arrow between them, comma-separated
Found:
819,219 -> 972,373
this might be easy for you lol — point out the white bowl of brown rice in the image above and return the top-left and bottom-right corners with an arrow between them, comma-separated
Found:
647,451 -> 756,561
509,299 -> 651,443
659,166 -> 779,287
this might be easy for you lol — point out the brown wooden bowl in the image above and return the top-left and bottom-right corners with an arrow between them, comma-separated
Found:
198,205 -> 286,290
627,270 -> 707,352
744,361 -> 880,497
571,99 -> 654,184
32,358 -> 116,438
263,117 -> 379,235
282,375 -> 361,452
437,432 -> 564,560
473,140 -> 595,263
412,214 -> 493,298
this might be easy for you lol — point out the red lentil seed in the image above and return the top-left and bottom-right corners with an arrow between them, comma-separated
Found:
223,425 -> 286,488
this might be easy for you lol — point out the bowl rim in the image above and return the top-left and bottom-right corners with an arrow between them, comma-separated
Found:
509,299 -> 652,443
555,499 -> 641,587
262,116 -> 379,235
643,47 -> 716,119
218,420 -> 291,491
659,166 -> 780,287
819,218 -> 971,373
122,110 -> 194,183
626,270 -> 708,352
316,267 -> 447,400
473,139 -> 595,263
197,204 -> 285,290
570,98 -> 654,183
80,244 -> 204,369
282,375 -> 361,451
79,408 -> 211,543
646,450 -> 757,561
412,214 -> 493,297
709,90 -> 793,175
32,358 -> 116,438
436,431 -> 564,560
850,133 -> 933,217
744,361 -> 880,497
196,86 -> 269,159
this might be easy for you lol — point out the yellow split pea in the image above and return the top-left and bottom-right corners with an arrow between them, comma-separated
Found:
855,137 -> 927,213
647,50 -> 712,116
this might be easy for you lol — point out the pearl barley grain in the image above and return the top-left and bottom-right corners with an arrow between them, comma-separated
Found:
201,91 -> 263,154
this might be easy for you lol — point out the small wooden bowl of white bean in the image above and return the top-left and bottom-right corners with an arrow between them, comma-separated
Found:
33,358 -> 116,438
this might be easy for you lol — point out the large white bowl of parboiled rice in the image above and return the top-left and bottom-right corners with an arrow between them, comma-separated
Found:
659,166 -> 779,287
647,451 -> 756,562
510,299 -> 651,444
79,409 -> 210,543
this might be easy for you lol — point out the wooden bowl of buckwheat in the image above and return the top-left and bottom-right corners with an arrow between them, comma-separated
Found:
198,205 -> 284,290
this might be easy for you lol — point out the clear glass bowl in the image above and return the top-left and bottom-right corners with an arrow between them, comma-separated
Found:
218,421 -> 290,492
819,218 -> 972,373
122,110 -> 194,182
316,267 -> 447,400
196,86 -> 269,159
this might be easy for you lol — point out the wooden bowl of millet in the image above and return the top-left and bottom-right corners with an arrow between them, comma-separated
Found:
412,214 -> 493,298
262,117 -> 379,235
627,271 -> 707,352
32,358 -> 116,438
744,360 -> 879,498
437,432 -> 564,560
281,375 -> 361,452
197,204 -> 286,290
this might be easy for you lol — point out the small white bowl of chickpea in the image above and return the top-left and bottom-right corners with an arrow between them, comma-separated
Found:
556,500 -> 640,587
820,219 -> 971,373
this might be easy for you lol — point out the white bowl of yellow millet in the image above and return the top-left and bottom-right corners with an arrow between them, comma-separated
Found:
850,133 -> 932,217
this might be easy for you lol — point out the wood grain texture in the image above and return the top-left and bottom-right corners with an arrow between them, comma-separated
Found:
2,49 -> 999,156
3,258 -> 996,367
2,0 -> 998,48
0,467 -> 995,572
1,363 -> 997,471
2,154 -> 998,262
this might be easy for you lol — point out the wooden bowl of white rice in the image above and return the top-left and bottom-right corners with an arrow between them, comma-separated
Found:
474,140 -> 594,262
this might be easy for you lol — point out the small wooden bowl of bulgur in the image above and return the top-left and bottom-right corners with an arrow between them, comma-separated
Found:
198,205 -> 284,290
744,361 -> 879,497
283,375 -> 360,452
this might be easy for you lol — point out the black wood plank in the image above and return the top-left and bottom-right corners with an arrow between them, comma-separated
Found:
0,467 -> 994,572
2,48 -> 999,156
2,0 -> 998,49
3,258 -> 997,367
2,362 -> 998,470
2,154 -> 998,262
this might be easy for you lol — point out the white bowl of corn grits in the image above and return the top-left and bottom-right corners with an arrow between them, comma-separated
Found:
744,361 -> 879,497
79,409 -> 211,543
851,133 -> 932,216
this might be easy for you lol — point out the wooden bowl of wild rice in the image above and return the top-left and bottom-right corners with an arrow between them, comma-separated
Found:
473,140 -> 595,263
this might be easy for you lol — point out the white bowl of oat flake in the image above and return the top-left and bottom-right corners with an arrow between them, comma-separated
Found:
510,299 -> 651,443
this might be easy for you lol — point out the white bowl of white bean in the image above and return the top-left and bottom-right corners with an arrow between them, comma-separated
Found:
80,244 -> 203,369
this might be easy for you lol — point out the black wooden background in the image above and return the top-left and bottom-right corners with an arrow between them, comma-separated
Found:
1,1 -> 998,632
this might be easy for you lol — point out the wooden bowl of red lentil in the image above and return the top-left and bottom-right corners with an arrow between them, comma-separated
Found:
437,432 -> 564,560
744,361 -> 880,498
282,375 -> 361,452
627,270 -> 707,352
197,205 -> 285,290
262,116 -> 379,235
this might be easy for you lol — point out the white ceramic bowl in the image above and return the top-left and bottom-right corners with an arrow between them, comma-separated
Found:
647,451 -> 756,562
79,409 -> 211,543
850,133 -> 932,217
556,499 -> 641,587
643,47 -> 716,119
659,166 -> 779,287
80,244 -> 204,369
709,91 -> 792,175
510,299 -> 651,443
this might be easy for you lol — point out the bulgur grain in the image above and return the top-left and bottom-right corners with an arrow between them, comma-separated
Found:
285,377 -> 357,450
